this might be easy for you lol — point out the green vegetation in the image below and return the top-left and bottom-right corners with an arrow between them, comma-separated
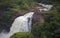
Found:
31,1 -> 60,38
31,9 -> 60,38
10,5 -> 60,38
10,8 -> 60,38
41,0 -> 60,4
0,0 -> 36,32
10,32 -> 31,38
0,0 -> 60,38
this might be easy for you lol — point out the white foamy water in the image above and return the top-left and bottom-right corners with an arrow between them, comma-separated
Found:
0,4 -> 53,38
0,30 -> 9,38
39,4 -> 53,12
9,12 -> 34,35
0,12 -> 34,38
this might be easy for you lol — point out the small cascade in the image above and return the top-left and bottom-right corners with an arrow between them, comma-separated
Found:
38,3 -> 53,12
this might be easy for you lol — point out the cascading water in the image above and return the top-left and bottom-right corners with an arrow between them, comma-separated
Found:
9,12 -> 34,36
0,12 -> 34,38
39,4 -> 53,12
0,4 -> 53,38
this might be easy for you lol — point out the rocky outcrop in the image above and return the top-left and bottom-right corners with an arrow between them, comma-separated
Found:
32,3 -> 53,24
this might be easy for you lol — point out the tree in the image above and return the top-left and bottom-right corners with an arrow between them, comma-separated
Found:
31,7 -> 60,38
42,0 -> 60,4
0,0 -> 36,32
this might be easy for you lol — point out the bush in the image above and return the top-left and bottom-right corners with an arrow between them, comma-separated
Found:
10,32 -> 31,38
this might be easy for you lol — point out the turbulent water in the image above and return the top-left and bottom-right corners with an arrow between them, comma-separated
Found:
0,4 -> 53,38
0,12 -> 34,38
39,4 -> 53,12
9,12 -> 34,35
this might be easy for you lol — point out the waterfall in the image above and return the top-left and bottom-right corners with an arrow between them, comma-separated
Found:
0,12 -> 34,38
9,12 -> 34,36
0,4 -> 53,38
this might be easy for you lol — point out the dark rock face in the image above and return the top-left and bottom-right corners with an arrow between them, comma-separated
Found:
32,8 -> 44,24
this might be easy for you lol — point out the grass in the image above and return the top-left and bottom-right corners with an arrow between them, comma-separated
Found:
10,32 -> 31,38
